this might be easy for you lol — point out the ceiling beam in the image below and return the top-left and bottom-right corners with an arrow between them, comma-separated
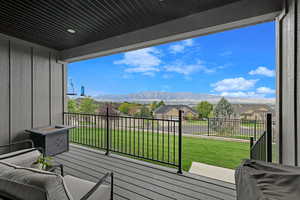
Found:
59,0 -> 282,62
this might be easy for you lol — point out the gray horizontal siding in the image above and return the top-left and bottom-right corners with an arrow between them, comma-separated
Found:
0,34 -> 66,146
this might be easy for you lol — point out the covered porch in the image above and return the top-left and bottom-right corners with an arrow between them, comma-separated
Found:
1,0 -> 300,199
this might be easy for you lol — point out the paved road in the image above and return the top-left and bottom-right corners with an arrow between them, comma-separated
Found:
148,124 -> 265,138
181,124 -> 266,137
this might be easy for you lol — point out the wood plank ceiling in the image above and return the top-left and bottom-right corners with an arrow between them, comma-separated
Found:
0,0 -> 239,50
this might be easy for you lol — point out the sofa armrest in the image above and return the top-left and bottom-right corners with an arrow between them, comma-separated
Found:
80,172 -> 113,200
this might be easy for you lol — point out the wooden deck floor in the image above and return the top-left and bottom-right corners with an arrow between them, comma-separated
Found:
56,144 -> 236,200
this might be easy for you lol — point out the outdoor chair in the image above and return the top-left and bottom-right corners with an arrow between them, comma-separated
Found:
0,140 -> 114,200
235,159 -> 300,200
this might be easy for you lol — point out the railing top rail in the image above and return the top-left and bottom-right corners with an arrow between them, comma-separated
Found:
65,112 -> 275,123
64,112 -> 180,122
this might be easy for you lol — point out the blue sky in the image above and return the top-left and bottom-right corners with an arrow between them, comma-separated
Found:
69,22 -> 276,99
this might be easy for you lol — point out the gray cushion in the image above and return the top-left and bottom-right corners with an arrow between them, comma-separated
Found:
0,161 -> 72,200
0,149 -> 41,168
64,175 -> 111,200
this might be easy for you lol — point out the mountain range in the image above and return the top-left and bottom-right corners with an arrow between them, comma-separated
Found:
94,91 -> 275,105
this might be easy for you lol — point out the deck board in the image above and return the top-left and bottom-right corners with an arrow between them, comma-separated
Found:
56,144 -> 236,200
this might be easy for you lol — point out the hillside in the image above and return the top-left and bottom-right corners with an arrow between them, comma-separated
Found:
94,91 -> 275,105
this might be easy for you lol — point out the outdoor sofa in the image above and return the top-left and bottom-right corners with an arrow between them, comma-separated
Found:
0,140 -> 113,200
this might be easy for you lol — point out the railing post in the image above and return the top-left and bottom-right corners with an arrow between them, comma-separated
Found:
207,118 -> 210,136
254,117 -> 257,140
177,110 -> 183,174
266,113 -> 272,162
106,107 -> 110,156
250,137 -> 254,159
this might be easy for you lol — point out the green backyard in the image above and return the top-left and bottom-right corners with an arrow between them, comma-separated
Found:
70,128 -> 249,171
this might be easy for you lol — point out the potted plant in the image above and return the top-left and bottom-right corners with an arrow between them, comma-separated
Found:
32,156 -> 53,170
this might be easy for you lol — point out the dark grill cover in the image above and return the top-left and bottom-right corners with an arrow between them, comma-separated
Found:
235,159 -> 300,200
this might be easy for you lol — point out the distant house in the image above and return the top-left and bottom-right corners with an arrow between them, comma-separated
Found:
153,105 -> 198,119
128,106 -> 142,116
232,104 -> 275,120
96,104 -> 121,116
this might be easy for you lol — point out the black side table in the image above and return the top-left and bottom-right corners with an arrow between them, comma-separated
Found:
26,125 -> 73,156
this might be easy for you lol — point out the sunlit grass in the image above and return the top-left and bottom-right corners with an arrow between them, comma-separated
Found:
70,128 -> 249,171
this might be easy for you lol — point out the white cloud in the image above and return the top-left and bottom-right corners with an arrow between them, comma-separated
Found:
164,65 -> 200,75
220,91 -> 265,98
124,66 -> 159,76
114,47 -> 161,67
124,66 -> 159,73
211,77 -> 258,92
183,39 -> 194,46
169,44 -> 185,54
164,60 -> 214,76
217,63 -> 233,69
114,47 -> 162,76
169,39 -> 194,54
142,72 -> 156,77
249,66 -> 275,77
256,87 -> 275,94
219,51 -> 233,57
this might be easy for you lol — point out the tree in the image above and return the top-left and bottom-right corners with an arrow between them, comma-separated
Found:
138,105 -> 152,118
213,97 -> 234,118
118,102 -> 132,114
150,101 -> 158,112
157,100 -> 165,108
79,97 -> 98,114
185,112 -> 194,121
68,99 -> 78,113
196,101 -> 213,119
150,101 -> 165,112
209,98 -> 236,136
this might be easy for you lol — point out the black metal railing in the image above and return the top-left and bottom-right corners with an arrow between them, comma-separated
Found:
250,113 -> 272,162
158,115 -> 275,141
64,109 -> 183,173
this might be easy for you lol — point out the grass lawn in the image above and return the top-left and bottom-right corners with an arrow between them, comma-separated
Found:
70,128 -> 249,171
182,136 -> 249,170
241,122 -> 255,128
241,121 -> 265,129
